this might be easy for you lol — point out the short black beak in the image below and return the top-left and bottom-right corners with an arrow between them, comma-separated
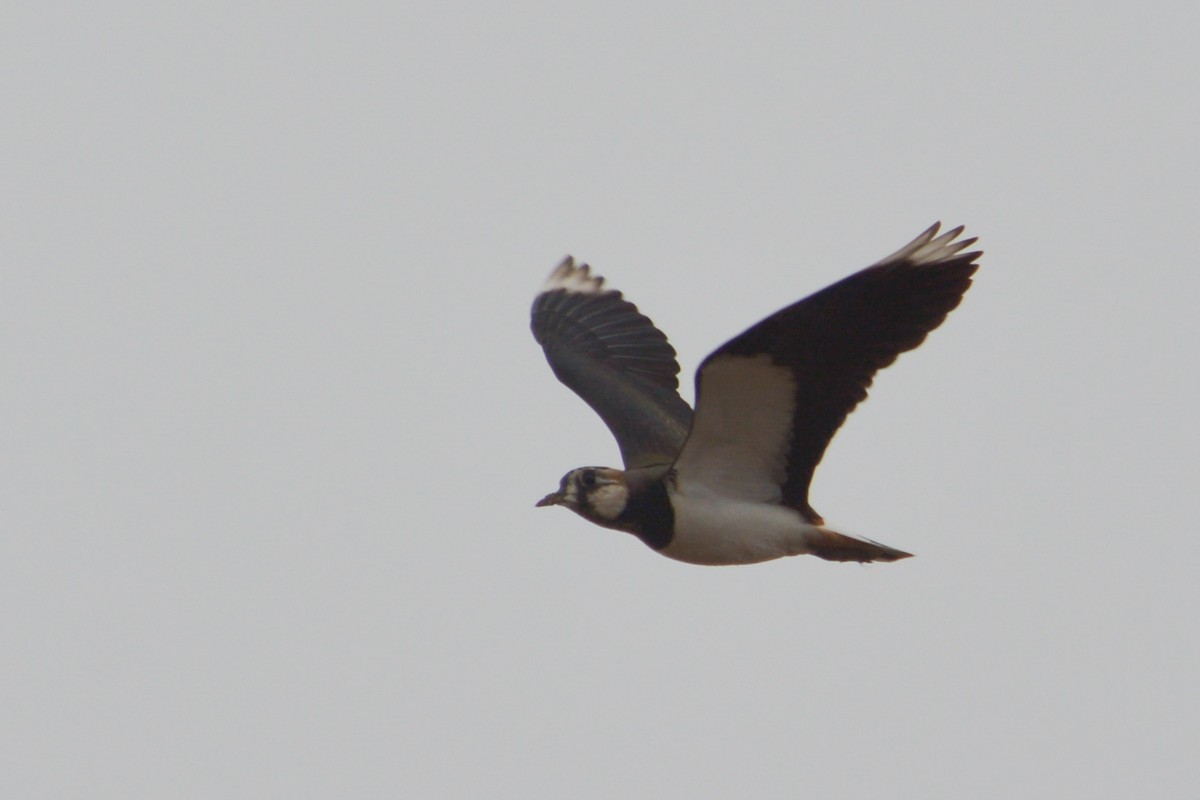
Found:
536,491 -> 564,508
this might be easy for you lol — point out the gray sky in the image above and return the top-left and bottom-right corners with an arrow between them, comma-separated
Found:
4,2 -> 1198,797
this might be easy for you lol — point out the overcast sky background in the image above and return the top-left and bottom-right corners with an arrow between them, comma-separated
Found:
4,2 -> 1198,798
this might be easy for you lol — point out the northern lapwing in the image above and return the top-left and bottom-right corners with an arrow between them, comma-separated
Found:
532,223 -> 981,565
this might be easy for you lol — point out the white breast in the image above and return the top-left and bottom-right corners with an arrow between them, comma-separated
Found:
660,483 -> 819,566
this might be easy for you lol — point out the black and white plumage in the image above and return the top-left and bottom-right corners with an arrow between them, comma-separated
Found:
532,223 -> 981,565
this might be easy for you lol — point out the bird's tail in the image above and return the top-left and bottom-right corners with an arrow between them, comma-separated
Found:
806,528 -> 913,563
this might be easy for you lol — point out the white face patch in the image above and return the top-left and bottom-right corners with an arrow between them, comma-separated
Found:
560,468 -> 629,523
586,482 -> 629,520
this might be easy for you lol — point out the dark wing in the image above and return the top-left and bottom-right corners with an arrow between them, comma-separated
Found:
531,257 -> 693,470
675,223 -> 981,522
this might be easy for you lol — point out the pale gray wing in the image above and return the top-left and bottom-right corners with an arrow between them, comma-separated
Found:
531,257 -> 693,470
673,223 -> 981,522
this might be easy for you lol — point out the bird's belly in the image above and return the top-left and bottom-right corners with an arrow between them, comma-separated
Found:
661,492 -> 816,566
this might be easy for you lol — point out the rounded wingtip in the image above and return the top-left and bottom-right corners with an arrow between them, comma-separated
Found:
871,222 -> 981,268
542,256 -> 607,294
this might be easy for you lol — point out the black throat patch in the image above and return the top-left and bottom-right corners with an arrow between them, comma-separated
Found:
619,478 -> 674,550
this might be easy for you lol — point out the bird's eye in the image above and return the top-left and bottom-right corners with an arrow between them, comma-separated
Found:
581,469 -> 597,487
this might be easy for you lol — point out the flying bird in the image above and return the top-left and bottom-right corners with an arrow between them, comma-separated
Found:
531,223 -> 981,565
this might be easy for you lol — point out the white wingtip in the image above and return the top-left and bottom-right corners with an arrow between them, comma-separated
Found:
543,256 -> 607,294
871,222 -> 979,267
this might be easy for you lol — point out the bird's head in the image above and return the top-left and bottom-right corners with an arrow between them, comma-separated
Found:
536,466 -> 629,526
